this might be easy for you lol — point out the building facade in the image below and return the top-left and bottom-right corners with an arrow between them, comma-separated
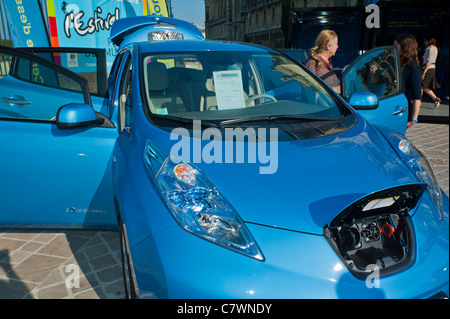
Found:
204,0 -> 357,48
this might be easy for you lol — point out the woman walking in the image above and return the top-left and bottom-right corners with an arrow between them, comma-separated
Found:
421,36 -> 441,108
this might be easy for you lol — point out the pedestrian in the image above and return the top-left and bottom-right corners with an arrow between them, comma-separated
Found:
394,34 -> 422,129
421,36 -> 441,108
304,30 -> 340,94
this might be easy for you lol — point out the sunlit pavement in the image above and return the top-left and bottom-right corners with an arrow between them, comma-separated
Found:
0,229 -> 124,299
0,104 -> 448,299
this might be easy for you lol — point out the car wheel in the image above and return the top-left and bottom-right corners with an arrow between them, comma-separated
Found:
117,213 -> 137,299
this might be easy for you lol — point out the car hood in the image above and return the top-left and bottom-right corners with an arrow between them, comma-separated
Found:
149,119 -> 417,235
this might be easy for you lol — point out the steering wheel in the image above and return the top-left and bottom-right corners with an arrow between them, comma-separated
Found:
245,94 -> 277,106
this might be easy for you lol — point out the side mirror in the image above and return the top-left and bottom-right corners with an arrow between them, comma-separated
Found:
56,103 -> 104,129
347,92 -> 379,110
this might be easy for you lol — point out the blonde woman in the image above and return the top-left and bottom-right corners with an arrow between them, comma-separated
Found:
304,30 -> 340,94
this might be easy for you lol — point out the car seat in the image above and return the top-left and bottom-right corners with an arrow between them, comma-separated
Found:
146,61 -> 186,114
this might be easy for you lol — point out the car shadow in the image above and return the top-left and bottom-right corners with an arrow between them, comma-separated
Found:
0,229 -> 124,299
64,230 -> 125,299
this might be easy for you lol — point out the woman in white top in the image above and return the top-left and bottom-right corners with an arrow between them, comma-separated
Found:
421,36 -> 441,108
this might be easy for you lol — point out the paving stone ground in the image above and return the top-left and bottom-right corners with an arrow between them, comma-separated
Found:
0,229 -> 124,299
406,122 -> 449,195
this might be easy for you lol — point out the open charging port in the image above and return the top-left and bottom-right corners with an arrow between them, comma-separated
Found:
324,184 -> 426,279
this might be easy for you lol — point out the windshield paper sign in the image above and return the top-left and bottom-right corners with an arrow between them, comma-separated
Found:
46,0 -> 148,69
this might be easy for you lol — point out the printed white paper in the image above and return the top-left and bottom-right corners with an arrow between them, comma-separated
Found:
213,70 -> 246,110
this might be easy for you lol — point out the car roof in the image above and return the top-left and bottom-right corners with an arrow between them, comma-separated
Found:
137,39 -> 271,54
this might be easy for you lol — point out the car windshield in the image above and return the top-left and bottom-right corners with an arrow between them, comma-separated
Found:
141,50 -> 350,128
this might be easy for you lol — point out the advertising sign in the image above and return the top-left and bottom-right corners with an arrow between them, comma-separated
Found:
148,0 -> 169,17
2,0 -> 50,48
45,0 -> 149,69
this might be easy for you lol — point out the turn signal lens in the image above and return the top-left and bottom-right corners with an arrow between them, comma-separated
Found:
174,163 -> 196,183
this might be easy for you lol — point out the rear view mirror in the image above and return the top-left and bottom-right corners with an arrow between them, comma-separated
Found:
56,103 -> 104,129
347,92 -> 379,110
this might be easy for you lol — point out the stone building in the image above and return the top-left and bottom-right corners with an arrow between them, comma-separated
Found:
204,0 -> 357,48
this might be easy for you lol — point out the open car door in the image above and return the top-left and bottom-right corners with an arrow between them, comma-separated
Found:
0,46 -> 117,229
341,46 -> 408,135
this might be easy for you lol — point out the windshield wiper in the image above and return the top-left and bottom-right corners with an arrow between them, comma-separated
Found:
151,114 -> 220,128
151,114 -> 340,132
219,115 -> 338,126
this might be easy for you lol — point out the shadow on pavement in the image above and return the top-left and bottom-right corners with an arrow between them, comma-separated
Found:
0,229 -> 124,299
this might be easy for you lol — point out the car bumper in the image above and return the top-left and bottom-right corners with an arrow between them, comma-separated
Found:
130,194 -> 449,299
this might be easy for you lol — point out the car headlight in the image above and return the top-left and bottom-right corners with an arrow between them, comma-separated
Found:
387,132 -> 443,220
147,147 -> 264,261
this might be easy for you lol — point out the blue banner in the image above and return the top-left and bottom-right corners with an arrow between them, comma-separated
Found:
2,0 -> 49,47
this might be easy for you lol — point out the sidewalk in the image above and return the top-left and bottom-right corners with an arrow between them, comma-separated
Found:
0,229 -> 124,298
0,121 -> 448,299
419,99 -> 449,124
406,122 -> 449,195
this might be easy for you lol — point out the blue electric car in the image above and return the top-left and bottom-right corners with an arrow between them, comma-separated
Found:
0,16 -> 448,299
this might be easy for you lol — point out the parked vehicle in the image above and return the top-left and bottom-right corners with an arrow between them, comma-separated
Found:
0,16 -> 447,299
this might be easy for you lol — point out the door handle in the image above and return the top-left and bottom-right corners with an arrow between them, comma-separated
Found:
2,97 -> 32,105
392,107 -> 407,115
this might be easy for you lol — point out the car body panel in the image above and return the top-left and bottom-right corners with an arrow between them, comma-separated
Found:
0,46 -> 118,229
114,91 -> 448,297
112,46 -> 175,245
357,93 -> 408,135
109,38 -> 447,299
134,115 -> 416,235
0,74 -> 85,120
129,191 -> 448,299
0,24 -> 411,231
0,119 -> 118,228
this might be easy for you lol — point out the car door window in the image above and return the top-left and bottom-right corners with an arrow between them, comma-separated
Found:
20,48 -> 108,98
0,47 -> 90,122
13,56 -> 83,92
341,47 -> 400,100
34,52 -> 98,94
0,53 -> 12,79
